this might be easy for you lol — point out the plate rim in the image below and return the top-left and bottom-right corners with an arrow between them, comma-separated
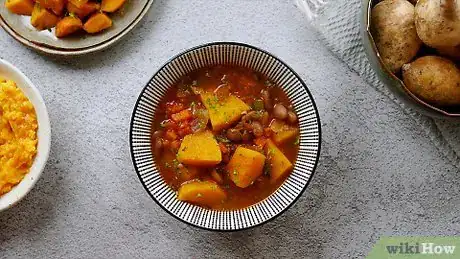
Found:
129,41 -> 322,232
0,0 -> 154,56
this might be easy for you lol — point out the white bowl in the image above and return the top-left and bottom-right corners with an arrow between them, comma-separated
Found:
0,59 -> 51,211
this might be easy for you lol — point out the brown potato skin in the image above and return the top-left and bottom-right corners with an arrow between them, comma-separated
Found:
402,56 -> 460,106
415,0 -> 460,48
371,0 -> 422,73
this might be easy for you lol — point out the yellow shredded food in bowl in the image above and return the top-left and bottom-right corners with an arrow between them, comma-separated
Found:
0,78 -> 38,196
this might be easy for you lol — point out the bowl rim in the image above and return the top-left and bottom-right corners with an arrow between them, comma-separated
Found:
129,41 -> 322,231
364,0 -> 460,117
0,59 -> 51,212
0,0 -> 154,56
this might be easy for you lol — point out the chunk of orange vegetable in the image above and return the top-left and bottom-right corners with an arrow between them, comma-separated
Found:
101,0 -> 126,12
171,109 -> 192,122
68,0 -> 89,7
31,4 -> 60,30
164,129 -> 178,141
55,16 -> 83,38
265,140 -> 293,182
83,12 -> 112,34
177,180 -> 227,207
5,0 -> 34,15
67,1 -> 100,19
269,119 -> 299,145
201,92 -> 250,131
227,147 -> 266,188
39,0 -> 66,15
177,131 -> 222,166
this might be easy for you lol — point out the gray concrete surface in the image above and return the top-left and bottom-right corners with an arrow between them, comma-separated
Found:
1,0 -> 459,258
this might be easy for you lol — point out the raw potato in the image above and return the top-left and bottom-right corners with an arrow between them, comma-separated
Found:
177,180 -> 227,207
31,4 -> 60,30
83,13 -> 113,34
415,0 -> 460,48
5,0 -> 34,16
67,1 -> 100,19
101,0 -> 127,12
55,16 -> 83,38
402,56 -> 460,106
437,45 -> 460,61
371,0 -> 422,73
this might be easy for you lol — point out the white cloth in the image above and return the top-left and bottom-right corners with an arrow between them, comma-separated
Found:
295,0 -> 460,168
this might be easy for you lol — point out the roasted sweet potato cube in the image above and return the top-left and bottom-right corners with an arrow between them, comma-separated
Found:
265,140 -> 293,182
269,119 -> 299,145
67,1 -> 100,19
83,12 -> 112,34
38,0 -> 66,15
5,0 -> 35,16
68,0 -> 89,7
55,16 -> 83,38
227,147 -> 266,188
101,0 -> 126,12
31,4 -> 60,30
177,131 -> 222,166
177,180 -> 227,207
200,92 -> 250,132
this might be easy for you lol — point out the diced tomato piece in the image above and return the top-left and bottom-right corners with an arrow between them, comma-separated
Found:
160,119 -> 178,129
165,129 -> 178,141
166,102 -> 184,115
263,128 -> 274,137
171,109 -> 192,122
170,140 -> 181,151
254,137 -> 267,148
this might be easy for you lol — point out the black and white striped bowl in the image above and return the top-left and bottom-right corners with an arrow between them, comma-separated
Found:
130,42 -> 321,231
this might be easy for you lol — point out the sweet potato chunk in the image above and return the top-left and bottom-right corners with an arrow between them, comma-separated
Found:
39,0 -> 66,15
67,1 -> 100,19
83,12 -> 112,34
5,0 -> 34,16
200,92 -> 250,132
31,4 -> 60,30
227,147 -> 266,188
178,180 -> 227,207
177,131 -> 222,166
265,140 -> 293,182
101,0 -> 126,12
269,119 -> 299,145
68,0 -> 89,7
55,16 -> 83,38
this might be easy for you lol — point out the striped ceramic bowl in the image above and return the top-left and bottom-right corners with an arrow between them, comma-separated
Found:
130,42 -> 321,231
